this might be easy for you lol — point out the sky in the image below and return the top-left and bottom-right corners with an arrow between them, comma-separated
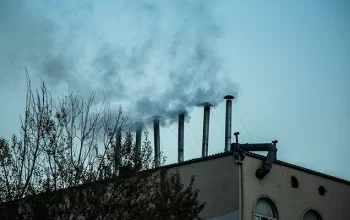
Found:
1,0 -> 349,180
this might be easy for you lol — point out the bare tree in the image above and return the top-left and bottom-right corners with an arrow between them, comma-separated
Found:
0,71 -> 205,220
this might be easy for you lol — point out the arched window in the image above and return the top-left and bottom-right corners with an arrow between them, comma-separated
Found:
254,198 -> 278,220
302,209 -> 322,220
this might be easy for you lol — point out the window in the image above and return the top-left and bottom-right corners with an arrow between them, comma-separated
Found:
302,209 -> 322,220
254,198 -> 278,220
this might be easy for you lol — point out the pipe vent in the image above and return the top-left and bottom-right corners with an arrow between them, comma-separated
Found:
134,122 -> 144,152
232,133 -> 278,179
153,115 -> 161,168
224,95 -> 234,152
202,102 -> 212,157
178,113 -> 185,162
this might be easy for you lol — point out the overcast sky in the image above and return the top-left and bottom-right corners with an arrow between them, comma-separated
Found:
1,0 -> 349,180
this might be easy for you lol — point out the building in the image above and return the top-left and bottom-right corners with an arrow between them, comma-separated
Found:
146,95 -> 350,220
162,151 -> 350,220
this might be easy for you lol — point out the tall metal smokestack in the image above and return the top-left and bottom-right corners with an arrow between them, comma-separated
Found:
224,95 -> 234,152
202,102 -> 212,157
134,122 -> 144,171
153,115 -> 161,168
115,130 -> 122,176
178,113 -> 185,163
134,122 -> 144,152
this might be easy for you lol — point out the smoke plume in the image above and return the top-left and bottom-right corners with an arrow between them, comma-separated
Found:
0,0 -> 238,129
127,1 -> 238,126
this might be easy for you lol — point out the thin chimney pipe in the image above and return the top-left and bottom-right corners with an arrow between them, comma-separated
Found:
153,115 -> 161,168
135,122 -> 144,152
202,103 -> 212,157
134,122 -> 143,171
115,130 -> 122,176
178,113 -> 185,162
224,95 -> 234,152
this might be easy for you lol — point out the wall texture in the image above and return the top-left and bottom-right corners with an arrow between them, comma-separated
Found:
166,155 -> 239,219
242,155 -> 350,220
208,210 -> 239,220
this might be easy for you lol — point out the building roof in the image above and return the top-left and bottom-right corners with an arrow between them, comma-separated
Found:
163,151 -> 350,185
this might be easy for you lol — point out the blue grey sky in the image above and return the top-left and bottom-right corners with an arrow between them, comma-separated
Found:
1,0 -> 349,180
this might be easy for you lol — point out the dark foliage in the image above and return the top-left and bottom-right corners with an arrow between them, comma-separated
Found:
0,71 -> 205,219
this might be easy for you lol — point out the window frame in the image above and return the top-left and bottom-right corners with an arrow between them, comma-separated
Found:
300,208 -> 323,220
252,195 -> 279,220
254,213 -> 277,220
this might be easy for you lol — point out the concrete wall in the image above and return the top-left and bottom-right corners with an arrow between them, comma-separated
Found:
242,155 -> 350,220
166,155 -> 239,220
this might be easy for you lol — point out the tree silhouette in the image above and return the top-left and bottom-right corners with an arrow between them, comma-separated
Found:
0,70 -> 205,220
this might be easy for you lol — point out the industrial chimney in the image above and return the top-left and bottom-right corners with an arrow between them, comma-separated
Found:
178,113 -> 185,162
202,102 -> 212,157
134,122 -> 144,171
153,115 -> 161,168
224,95 -> 234,152
114,130 -> 122,176
134,122 -> 144,152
